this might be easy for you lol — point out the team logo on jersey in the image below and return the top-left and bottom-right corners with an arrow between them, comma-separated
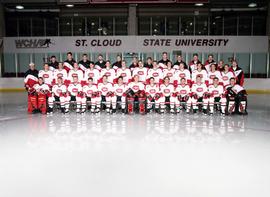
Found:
197,87 -> 203,92
180,90 -> 187,94
179,73 -> 186,78
105,72 -> 111,76
150,89 -> 156,94
153,72 -> 159,77
72,73 -> 78,77
88,73 -> 94,77
138,71 -> 144,75
121,73 -> 127,77
197,74 -> 203,78
133,85 -> 139,90
87,90 -> 93,95
164,89 -> 170,93
167,73 -> 173,77
102,87 -> 108,92
57,73 -> 63,78
56,89 -> 62,94
116,89 -> 123,93
43,74 -> 49,78
222,76 -> 228,81
210,75 -> 215,79
212,90 -> 219,95
72,88 -> 78,93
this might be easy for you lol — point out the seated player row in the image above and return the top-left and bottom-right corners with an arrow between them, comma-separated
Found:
27,59 -> 241,90
28,73 -> 247,116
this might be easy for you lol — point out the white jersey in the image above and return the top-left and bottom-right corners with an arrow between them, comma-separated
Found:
33,83 -> 50,93
191,83 -> 208,97
192,69 -> 208,84
116,68 -> 132,84
175,84 -> 190,96
38,70 -> 53,85
128,82 -> 145,93
163,68 -> 175,83
98,82 -> 114,96
208,84 -> 224,97
160,84 -> 175,97
132,67 -> 148,83
174,69 -> 191,84
68,69 -> 84,82
68,83 -> 83,96
145,84 -> 160,97
227,84 -> 244,94
83,84 -> 98,97
53,69 -> 68,82
221,71 -> 235,87
189,61 -> 199,72
100,68 -> 116,84
113,84 -> 128,96
84,69 -> 100,85
147,68 -> 163,83
208,70 -> 222,85
51,84 -> 67,97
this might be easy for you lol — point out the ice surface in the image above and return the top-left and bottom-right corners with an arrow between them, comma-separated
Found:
0,92 -> 270,197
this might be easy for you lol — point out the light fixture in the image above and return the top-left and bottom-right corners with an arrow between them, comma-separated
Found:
195,3 -> 204,7
248,3 -> 257,8
66,4 -> 74,8
16,5 -> 24,10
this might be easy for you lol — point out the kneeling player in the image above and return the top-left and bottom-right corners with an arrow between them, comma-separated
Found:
190,76 -> 209,114
159,76 -> 175,113
126,75 -> 146,114
67,76 -> 83,113
208,77 -> 226,115
226,77 -> 248,115
112,76 -> 127,113
33,77 -> 50,114
81,77 -> 101,113
48,77 -> 68,113
145,77 -> 161,113
98,75 -> 114,113
175,78 -> 191,113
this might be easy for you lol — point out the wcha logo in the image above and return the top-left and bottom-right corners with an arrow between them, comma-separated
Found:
15,38 -> 55,49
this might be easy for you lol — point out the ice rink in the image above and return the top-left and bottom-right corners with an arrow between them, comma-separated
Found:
0,92 -> 270,197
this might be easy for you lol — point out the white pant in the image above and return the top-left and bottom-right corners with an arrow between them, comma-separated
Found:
81,96 -> 101,109
175,96 -> 192,110
112,96 -> 126,109
66,96 -> 82,109
48,96 -> 67,109
159,96 -> 175,109
146,97 -> 161,109
209,96 -> 226,113
190,97 -> 208,110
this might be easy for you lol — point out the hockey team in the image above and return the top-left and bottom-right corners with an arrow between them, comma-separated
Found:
24,52 -> 248,115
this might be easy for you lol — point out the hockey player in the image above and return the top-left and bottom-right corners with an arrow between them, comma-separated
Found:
190,76 -> 209,114
48,77 -> 68,114
78,54 -> 91,72
225,77 -> 248,115
175,78 -> 191,113
163,61 -> 175,84
159,76 -> 175,113
126,75 -> 146,114
67,76 -> 83,113
158,52 -> 170,68
81,77 -> 101,113
95,54 -> 106,70
173,54 -> 187,70
174,62 -> 191,86
53,62 -> 68,85
147,60 -> 163,84
33,77 -> 50,114
63,52 -> 76,73
48,55 -> 59,70
132,60 -> 148,83
112,55 -> 122,70
221,64 -> 235,87
144,57 -> 153,69
116,60 -> 132,84
98,75 -> 114,113
230,60 -> 244,86
83,62 -> 100,85
208,64 -> 222,85
189,53 -> 201,72
191,62 -> 208,85
24,62 -> 38,90
145,77 -> 161,113
67,63 -> 84,84
100,60 -> 116,84
208,77 -> 226,115
38,63 -> 54,87
204,54 -> 216,72
112,76 -> 128,114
